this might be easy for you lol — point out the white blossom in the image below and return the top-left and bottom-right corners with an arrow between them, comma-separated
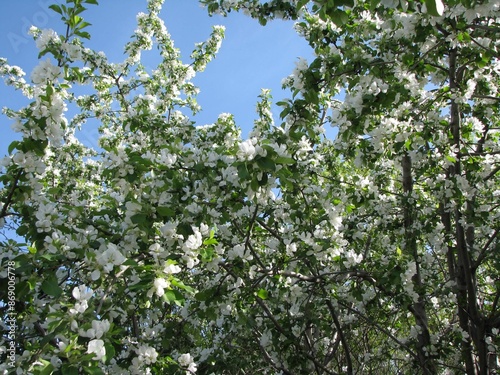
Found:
87,339 -> 106,361
35,29 -> 59,50
136,345 -> 158,365
30,58 -> 60,85
184,229 -> 202,250
237,139 -> 256,161
148,277 -> 170,298
178,353 -> 197,373
96,243 -> 126,273
163,263 -> 181,275
79,319 -> 110,339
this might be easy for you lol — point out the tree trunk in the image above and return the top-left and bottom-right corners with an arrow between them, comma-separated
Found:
448,46 -> 490,375
402,154 -> 436,374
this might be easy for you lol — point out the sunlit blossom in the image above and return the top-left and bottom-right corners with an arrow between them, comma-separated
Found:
237,139 -> 256,161
30,58 -> 60,84
87,339 -> 106,361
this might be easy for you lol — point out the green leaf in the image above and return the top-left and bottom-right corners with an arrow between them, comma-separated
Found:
123,259 -> 138,266
61,364 -> 79,375
339,0 -> 355,7
16,225 -> 29,237
130,214 -> 148,224
207,3 -> 219,14
41,277 -> 63,298
370,0 -> 380,10
47,317 -> 64,332
457,32 -> 471,43
319,8 -> 327,21
280,106 -> 291,119
200,247 -> 214,262
258,172 -> 269,186
237,163 -> 250,180
329,9 -> 349,26
16,280 -> 33,300
38,362 -> 55,375
70,15 -> 82,27
75,31 -> 91,40
446,155 -> 456,163
203,238 -> 217,246
425,0 -> 444,16
164,289 -> 184,306
257,289 -> 269,300
157,206 -> 175,218
297,0 -> 309,8
49,4 -> 63,15
276,156 -> 295,165
104,343 -> 116,364
256,157 -> 276,172
8,140 -> 20,154
83,365 -> 105,375
45,84 -> 54,98
76,21 -> 92,30
40,332 -> 57,347
251,178 -> 259,192
195,289 -> 213,301
404,138 -> 412,151
73,4 -> 88,16
171,279 -> 195,294
129,154 -> 152,170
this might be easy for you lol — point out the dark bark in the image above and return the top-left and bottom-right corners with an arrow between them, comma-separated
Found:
402,154 -> 436,374
447,45 -> 478,375
448,45 -> 493,374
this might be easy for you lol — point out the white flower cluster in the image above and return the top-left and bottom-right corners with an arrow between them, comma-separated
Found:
30,58 -> 60,85
183,227 -> 203,268
87,339 -> 106,361
32,28 -> 60,51
148,277 -> 170,298
95,243 -> 127,276
237,139 -> 257,161
79,319 -> 111,339
282,57 -> 309,92
178,353 -> 197,373
401,261 -> 419,303
12,151 -> 46,176
136,345 -> 159,365
70,285 -> 93,315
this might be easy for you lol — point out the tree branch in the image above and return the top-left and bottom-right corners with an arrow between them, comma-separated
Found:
472,228 -> 499,270
0,170 -> 23,220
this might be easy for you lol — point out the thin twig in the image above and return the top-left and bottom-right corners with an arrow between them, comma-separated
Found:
0,170 -> 23,219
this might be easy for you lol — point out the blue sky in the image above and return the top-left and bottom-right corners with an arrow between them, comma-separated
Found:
0,0 -> 314,153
